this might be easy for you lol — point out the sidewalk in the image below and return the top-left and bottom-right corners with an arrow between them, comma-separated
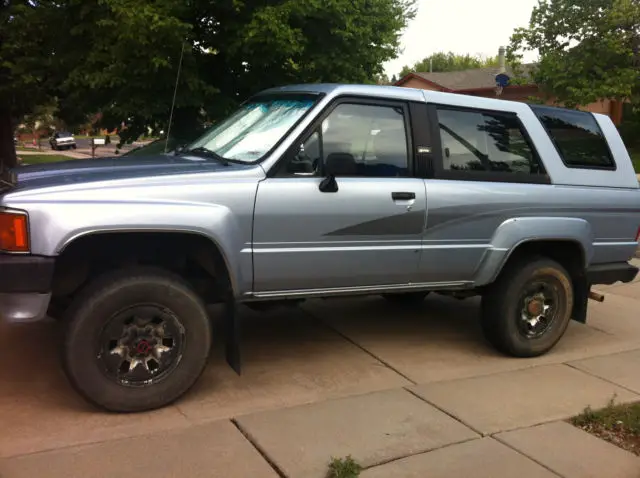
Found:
2,264 -> 640,477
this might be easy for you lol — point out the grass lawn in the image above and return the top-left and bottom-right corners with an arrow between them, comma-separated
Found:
570,398 -> 640,456
17,154 -> 74,165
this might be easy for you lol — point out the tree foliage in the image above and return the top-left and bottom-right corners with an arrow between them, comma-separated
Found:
398,52 -> 500,78
509,0 -> 640,109
0,0 -> 416,169
0,0 -> 61,166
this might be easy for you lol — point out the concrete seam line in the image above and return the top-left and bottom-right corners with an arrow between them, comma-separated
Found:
231,418 -> 288,478
492,434 -> 566,478
300,307 -> 418,385
0,421 -> 194,460
403,387 -> 485,437
361,436 -> 481,472
563,362 -> 640,397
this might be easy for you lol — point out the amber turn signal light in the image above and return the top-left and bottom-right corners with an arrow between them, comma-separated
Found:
0,211 -> 29,252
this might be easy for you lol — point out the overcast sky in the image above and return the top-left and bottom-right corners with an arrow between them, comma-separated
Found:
384,0 -> 540,77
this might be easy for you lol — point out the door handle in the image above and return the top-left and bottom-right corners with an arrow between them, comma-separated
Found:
392,192 -> 416,201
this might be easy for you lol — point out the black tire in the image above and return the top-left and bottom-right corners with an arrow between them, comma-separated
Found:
47,296 -> 72,321
62,267 -> 212,412
481,256 -> 573,358
51,144 -> 57,150
381,291 -> 429,305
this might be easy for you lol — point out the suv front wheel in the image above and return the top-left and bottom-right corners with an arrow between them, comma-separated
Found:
62,267 -> 212,412
481,256 -> 574,358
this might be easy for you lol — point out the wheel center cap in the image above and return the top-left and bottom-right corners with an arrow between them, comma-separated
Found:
136,340 -> 152,356
527,300 -> 543,316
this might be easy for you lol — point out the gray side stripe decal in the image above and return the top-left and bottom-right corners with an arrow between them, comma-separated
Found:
324,210 -> 425,236
425,204 -> 640,235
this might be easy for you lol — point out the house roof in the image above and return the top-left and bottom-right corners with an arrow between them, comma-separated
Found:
396,63 -> 536,91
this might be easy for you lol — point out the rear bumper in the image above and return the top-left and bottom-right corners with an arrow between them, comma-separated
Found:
587,262 -> 639,286
0,254 -> 55,322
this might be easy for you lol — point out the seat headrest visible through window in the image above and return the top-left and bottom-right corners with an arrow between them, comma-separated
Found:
325,152 -> 357,176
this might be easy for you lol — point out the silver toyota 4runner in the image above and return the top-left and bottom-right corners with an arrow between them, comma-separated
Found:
1,84 -> 638,412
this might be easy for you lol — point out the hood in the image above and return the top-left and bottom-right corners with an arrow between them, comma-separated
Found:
9,154 -> 255,192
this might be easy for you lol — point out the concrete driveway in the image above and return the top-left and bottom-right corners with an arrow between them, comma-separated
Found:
2,262 -> 640,477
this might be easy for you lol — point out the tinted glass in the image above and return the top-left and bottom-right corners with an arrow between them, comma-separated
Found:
437,107 -> 544,174
532,106 -> 615,169
321,103 -> 409,177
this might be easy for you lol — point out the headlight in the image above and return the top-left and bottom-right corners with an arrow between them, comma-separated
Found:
0,209 -> 30,253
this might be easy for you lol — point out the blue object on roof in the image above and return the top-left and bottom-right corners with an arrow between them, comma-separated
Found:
495,73 -> 510,88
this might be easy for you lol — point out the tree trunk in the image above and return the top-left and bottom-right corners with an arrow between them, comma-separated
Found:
0,109 -> 17,171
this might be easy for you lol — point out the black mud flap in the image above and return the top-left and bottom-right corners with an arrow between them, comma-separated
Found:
224,298 -> 242,375
571,275 -> 589,324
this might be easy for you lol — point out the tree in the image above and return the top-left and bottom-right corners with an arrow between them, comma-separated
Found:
508,0 -> 640,109
0,1 -> 61,168
398,52 -> 500,78
0,0 -> 416,170
374,73 -> 393,85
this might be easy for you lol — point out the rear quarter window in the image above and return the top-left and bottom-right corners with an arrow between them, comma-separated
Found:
531,106 -> 615,170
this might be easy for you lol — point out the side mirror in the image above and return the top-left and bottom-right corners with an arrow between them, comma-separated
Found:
319,174 -> 338,193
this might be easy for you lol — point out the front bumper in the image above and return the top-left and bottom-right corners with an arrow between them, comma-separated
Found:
0,254 -> 55,322
0,293 -> 51,323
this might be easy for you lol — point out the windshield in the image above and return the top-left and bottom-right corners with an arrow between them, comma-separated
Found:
186,94 -> 318,163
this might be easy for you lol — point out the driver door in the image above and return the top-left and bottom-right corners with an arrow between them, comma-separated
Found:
252,98 -> 427,295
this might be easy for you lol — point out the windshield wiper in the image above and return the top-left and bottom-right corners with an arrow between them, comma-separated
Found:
180,147 -> 230,166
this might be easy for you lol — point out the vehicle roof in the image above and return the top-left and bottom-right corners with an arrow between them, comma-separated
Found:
259,83 -> 427,103
258,83 -> 605,118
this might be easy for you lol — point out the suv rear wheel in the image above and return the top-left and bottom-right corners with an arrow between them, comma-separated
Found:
481,256 -> 573,357
62,267 -> 212,412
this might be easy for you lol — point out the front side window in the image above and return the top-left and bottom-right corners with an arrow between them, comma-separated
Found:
531,106 -> 615,169
287,103 -> 410,177
436,107 -> 545,175
187,94 -> 318,163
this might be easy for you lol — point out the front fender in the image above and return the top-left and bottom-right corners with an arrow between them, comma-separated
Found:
474,217 -> 593,286
28,201 -> 250,296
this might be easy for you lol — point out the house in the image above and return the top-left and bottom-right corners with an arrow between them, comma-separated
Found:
394,47 -> 625,125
